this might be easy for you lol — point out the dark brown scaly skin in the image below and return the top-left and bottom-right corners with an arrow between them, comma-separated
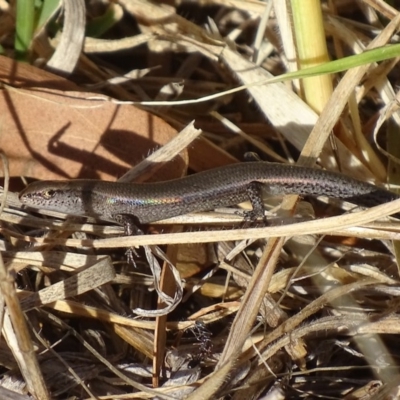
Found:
18,162 -> 400,225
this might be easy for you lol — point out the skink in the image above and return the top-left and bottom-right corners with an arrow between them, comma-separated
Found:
18,162 -> 400,225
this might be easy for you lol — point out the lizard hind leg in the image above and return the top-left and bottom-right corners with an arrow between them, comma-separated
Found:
244,182 -> 267,225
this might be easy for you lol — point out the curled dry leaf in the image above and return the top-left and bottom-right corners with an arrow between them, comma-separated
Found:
0,56 -> 184,181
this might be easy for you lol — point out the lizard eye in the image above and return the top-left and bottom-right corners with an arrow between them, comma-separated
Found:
43,189 -> 56,199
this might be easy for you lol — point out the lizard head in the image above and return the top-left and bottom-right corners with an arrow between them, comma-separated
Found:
19,180 -> 91,216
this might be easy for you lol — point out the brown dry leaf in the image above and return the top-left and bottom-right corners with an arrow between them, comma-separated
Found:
0,56 -> 182,181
